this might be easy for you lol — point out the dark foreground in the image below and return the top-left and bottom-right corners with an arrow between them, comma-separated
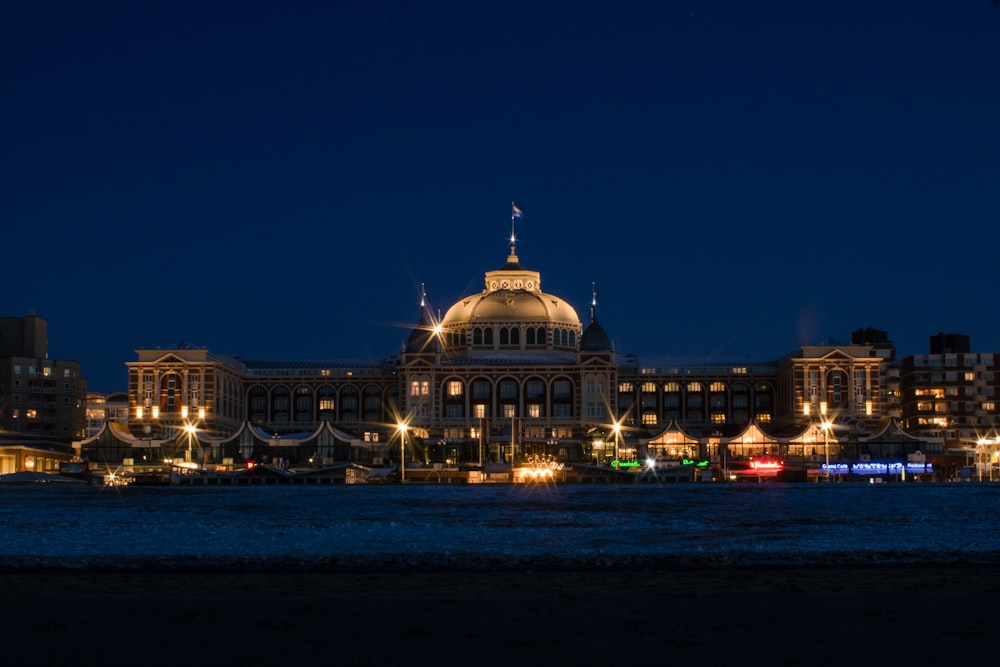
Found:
2,564 -> 998,666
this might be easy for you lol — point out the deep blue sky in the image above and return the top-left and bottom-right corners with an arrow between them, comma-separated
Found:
3,1 -> 999,393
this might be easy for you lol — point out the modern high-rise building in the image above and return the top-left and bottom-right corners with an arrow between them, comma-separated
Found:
0,311 -> 88,440
0,311 -> 88,474
900,334 -> 1000,443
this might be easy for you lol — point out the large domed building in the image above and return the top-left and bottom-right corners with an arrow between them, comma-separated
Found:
94,210 -> 908,476
436,244 -> 584,360
399,237 -> 617,464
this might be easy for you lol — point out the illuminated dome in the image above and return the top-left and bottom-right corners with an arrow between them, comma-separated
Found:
438,246 -> 582,355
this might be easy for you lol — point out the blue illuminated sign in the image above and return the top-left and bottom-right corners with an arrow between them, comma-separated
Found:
820,462 -> 934,475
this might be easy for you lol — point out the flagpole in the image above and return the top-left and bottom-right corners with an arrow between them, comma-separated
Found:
510,201 -> 516,251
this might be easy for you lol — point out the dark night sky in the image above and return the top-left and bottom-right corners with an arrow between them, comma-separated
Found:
2,1 -> 999,393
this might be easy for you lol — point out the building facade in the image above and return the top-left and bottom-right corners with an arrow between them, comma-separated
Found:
106,237 -> 929,471
900,333 -> 1000,447
85,391 -> 130,438
0,311 -> 88,440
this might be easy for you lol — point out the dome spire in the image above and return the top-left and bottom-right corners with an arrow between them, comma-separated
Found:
405,282 -> 439,354
591,281 -> 598,322
580,280 -> 611,352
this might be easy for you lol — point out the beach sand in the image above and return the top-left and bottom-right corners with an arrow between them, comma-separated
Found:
2,564 -> 998,666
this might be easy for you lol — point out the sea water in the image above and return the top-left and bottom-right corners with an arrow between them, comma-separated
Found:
2,483 -> 999,568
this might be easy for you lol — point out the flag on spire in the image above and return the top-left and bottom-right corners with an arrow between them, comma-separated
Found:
512,202 -> 524,219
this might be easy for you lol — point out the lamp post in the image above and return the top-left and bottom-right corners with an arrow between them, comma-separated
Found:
612,422 -> 621,467
397,422 -> 407,482
184,424 -> 196,464
821,420 -> 831,480
976,438 -> 986,481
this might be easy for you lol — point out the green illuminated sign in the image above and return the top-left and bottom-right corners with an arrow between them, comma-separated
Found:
611,460 -> 640,468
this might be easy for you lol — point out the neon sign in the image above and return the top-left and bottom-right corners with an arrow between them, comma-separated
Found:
820,462 -> 934,475
611,460 -> 640,469
749,460 -> 783,470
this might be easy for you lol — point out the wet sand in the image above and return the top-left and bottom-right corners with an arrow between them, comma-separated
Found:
2,564 -> 998,665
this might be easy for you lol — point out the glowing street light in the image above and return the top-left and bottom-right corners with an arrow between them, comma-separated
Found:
612,422 -> 621,466
184,423 -> 197,464
397,422 -> 408,482
820,420 -> 832,478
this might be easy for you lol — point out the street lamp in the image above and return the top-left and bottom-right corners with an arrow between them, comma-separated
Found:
397,422 -> 408,482
820,420 -> 832,479
612,422 -> 621,466
184,424 -> 197,464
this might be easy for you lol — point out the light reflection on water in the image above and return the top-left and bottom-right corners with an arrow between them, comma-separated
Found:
1,483 -> 999,566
